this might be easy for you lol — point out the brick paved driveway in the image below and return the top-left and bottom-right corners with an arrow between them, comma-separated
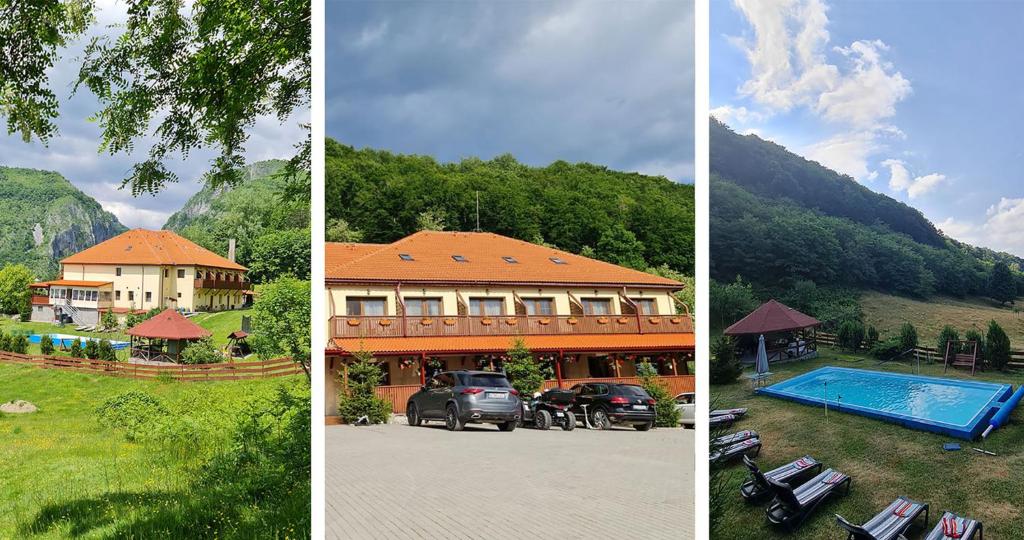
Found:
325,420 -> 693,539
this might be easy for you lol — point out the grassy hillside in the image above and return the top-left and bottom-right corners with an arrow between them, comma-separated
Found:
861,291 -> 1024,348
0,167 -> 126,278
0,364 -> 309,538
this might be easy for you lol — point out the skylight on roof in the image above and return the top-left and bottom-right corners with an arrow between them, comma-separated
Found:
399,254 -> 414,261
502,256 -> 518,264
452,255 -> 468,262
549,257 -> 566,264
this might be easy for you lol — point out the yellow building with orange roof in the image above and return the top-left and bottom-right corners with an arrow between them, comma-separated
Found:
30,229 -> 249,326
325,231 -> 694,418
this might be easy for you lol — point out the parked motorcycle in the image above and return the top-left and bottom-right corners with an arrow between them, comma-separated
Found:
520,388 -> 577,430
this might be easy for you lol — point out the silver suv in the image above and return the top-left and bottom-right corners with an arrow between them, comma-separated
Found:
406,371 -> 522,431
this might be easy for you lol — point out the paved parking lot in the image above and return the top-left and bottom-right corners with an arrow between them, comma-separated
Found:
325,419 -> 693,539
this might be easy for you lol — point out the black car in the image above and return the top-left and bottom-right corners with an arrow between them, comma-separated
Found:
569,383 -> 656,430
406,370 -> 522,431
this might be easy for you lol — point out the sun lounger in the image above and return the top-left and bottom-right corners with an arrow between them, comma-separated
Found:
710,437 -> 761,463
836,496 -> 929,540
711,430 -> 758,448
924,512 -> 982,540
75,325 -> 87,331
709,414 -> 736,427
766,468 -> 851,530
741,455 -> 821,502
710,407 -> 748,417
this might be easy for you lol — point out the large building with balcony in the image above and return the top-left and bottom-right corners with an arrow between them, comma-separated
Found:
30,229 -> 249,326
325,231 -> 694,418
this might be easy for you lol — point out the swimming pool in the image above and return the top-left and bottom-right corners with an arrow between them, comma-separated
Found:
28,334 -> 130,351
758,367 -> 1014,440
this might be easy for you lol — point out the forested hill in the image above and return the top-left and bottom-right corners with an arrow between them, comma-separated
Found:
710,119 -> 1024,300
325,138 -> 695,274
0,167 -> 126,278
163,160 -> 311,283
710,119 -> 943,247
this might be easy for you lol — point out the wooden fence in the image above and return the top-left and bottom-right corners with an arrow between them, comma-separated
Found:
0,351 -> 302,381
376,375 -> 695,413
817,332 -> 1024,369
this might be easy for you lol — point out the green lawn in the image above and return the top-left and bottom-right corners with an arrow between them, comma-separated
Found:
712,347 -> 1024,539
0,362 -> 309,538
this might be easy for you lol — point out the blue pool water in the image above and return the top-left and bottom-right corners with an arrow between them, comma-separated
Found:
758,367 -> 1013,439
28,334 -> 130,351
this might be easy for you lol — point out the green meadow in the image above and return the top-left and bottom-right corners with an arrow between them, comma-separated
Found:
0,363 -> 310,539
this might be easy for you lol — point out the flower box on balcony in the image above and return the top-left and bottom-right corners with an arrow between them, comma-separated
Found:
670,317 -> 682,324
346,319 -> 361,326
379,319 -> 393,327
480,318 -> 493,326
567,317 -> 579,325
648,317 -> 661,324
443,318 -> 457,326
504,318 -> 517,326
420,318 -> 433,326
616,317 -> 630,324
538,318 -> 551,325
597,317 -> 609,324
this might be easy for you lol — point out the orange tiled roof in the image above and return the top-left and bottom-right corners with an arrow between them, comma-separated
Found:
325,242 -> 386,269
325,231 -> 682,288
30,280 -> 113,288
127,308 -> 212,340
330,333 -> 694,355
62,229 -> 246,271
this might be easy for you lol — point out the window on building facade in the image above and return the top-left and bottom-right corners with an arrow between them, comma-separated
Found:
115,267 -> 122,276
521,297 -> 554,316
116,290 -> 121,301
128,291 -> 134,302
582,298 -> 612,315
405,297 -> 442,316
145,291 -> 152,302
178,269 -> 186,279
631,298 -> 657,315
345,297 -> 387,316
469,298 -> 505,316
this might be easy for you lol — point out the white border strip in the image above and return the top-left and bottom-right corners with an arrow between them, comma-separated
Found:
694,0 -> 710,537
310,0 -> 325,535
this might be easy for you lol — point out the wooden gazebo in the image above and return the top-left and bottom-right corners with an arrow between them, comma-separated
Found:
127,308 -> 212,363
724,300 -> 821,364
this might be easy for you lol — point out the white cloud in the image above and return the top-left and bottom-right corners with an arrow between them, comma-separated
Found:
727,0 -> 940,189
804,131 -> 879,181
881,158 -> 946,198
97,200 -> 172,229
939,198 -> 1024,257
817,40 -> 911,128
710,105 -> 768,125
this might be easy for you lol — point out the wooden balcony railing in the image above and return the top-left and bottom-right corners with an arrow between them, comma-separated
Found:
332,314 -> 693,339
31,295 -> 50,305
194,278 -> 251,290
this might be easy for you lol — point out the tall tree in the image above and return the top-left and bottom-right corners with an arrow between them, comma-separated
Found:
0,264 -> 35,315
1,0 -> 310,198
251,277 -> 311,378
989,261 -> 1016,305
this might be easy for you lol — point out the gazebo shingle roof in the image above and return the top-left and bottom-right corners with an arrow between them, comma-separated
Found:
127,308 -> 212,340
724,299 -> 821,336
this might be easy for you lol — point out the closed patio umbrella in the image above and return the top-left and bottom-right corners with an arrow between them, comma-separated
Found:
756,334 -> 769,375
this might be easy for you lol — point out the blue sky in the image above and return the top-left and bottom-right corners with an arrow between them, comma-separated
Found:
326,0 -> 695,183
712,0 -> 1024,257
0,1 -> 306,229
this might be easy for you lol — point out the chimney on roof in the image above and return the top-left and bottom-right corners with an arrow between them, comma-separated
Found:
228,239 -> 236,263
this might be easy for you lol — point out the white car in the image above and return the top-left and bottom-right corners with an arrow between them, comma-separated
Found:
675,392 -> 695,427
